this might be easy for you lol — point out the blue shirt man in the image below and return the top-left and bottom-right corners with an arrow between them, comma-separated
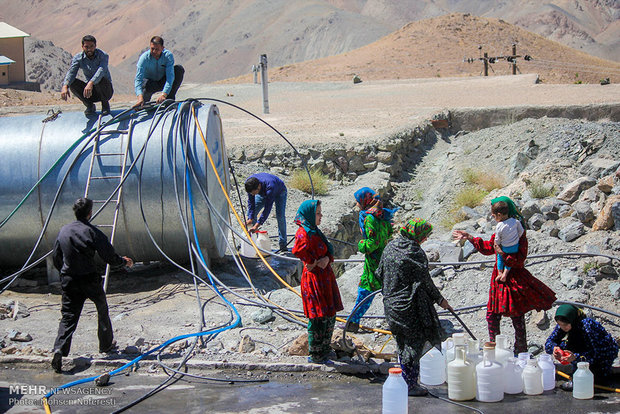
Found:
133,36 -> 184,108
61,35 -> 113,116
245,173 -> 288,251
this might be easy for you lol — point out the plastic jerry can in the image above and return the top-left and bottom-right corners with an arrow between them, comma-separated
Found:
383,367 -> 408,414
573,362 -> 594,400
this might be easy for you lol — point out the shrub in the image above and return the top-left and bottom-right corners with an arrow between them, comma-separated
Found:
583,262 -> 599,274
461,168 -> 503,192
289,168 -> 329,195
528,180 -> 555,199
455,186 -> 488,208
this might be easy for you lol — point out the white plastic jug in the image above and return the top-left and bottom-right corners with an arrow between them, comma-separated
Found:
256,230 -> 272,252
573,362 -> 594,400
466,338 -> 481,366
517,352 -> 531,370
420,346 -> 446,386
538,353 -> 556,391
522,359 -> 544,395
448,345 -> 476,401
240,230 -> 270,258
444,333 -> 466,374
494,335 -> 513,367
476,342 -> 504,402
383,367 -> 408,414
503,357 -> 524,394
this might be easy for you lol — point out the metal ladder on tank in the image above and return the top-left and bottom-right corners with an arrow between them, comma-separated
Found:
84,114 -> 134,292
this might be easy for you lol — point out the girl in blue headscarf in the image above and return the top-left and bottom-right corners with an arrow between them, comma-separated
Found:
292,200 -> 343,364
344,188 -> 395,332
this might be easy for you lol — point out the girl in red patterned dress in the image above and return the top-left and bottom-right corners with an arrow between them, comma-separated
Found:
292,200 -> 344,364
453,196 -> 556,354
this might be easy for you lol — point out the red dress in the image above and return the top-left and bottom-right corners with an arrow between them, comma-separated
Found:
292,227 -> 343,319
471,231 -> 556,317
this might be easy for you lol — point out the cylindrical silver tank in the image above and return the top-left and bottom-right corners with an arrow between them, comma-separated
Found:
0,103 -> 230,268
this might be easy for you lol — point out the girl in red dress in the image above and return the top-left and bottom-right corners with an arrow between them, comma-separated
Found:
453,196 -> 556,354
292,200 -> 344,364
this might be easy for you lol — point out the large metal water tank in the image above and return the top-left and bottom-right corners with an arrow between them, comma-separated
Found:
0,103 -> 230,269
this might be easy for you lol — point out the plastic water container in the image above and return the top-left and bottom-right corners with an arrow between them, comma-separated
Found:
466,338 -> 481,366
573,362 -> 594,400
538,353 -> 556,391
522,359 -> 544,395
517,352 -> 531,370
476,342 -> 504,402
420,346 -> 446,386
383,367 -> 408,414
503,357 -> 524,394
444,333 -> 466,373
240,230 -> 271,258
448,345 -> 476,401
494,335 -> 513,367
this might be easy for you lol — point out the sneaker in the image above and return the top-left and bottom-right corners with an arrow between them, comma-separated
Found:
307,356 -> 334,365
51,351 -> 62,373
101,101 -> 111,116
560,380 -> 573,391
84,103 -> 96,115
407,384 -> 428,397
99,340 -> 118,354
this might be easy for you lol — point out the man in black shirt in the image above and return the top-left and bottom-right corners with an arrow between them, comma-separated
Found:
51,198 -> 133,373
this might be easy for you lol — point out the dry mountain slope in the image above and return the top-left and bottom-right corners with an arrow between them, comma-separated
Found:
223,14 -> 620,84
0,0 -> 392,84
325,0 -> 620,62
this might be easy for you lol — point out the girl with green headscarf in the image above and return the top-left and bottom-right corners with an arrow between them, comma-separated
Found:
545,304 -> 618,386
291,200 -> 343,364
453,196 -> 556,354
376,218 -> 453,396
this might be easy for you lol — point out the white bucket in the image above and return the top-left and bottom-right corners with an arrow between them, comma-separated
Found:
240,230 -> 271,258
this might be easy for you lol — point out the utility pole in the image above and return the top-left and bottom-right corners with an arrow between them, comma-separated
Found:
512,44 -> 517,75
259,54 -> 269,114
464,46 -> 531,77
483,52 -> 488,77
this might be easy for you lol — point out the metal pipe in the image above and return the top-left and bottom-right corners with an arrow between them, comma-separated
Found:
0,105 -> 230,268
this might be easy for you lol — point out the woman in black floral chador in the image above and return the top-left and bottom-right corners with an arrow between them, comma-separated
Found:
376,218 -> 453,396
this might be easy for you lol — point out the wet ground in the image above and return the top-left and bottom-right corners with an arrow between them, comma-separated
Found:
2,368 -> 618,413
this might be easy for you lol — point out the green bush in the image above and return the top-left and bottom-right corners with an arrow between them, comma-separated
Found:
455,186 -> 488,208
461,168 -> 503,192
289,168 -> 329,195
528,180 -> 555,199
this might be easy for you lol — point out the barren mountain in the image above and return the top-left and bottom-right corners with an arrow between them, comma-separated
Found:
0,0 -> 617,89
224,13 -> 620,85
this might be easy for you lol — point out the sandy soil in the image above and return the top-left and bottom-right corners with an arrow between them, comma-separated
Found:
3,74 -> 619,149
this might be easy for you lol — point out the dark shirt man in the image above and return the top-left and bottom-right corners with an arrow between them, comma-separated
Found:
133,36 -> 184,108
51,197 -> 133,373
61,35 -> 113,116
245,173 -> 288,251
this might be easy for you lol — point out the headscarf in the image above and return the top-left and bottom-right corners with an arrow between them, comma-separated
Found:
354,187 -> 398,234
555,304 -> 585,325
294,200 -> 334,255
399,218 -> 433,243
491,196 -> 526,228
